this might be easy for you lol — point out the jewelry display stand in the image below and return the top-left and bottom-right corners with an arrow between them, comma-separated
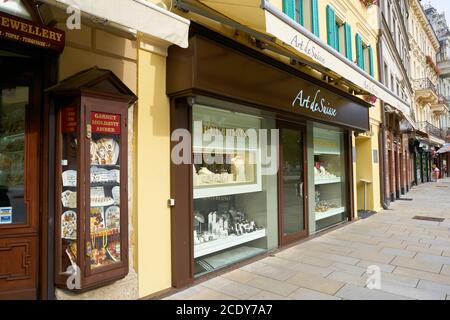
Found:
51,68 -> 136,291
313,128 -> 346,223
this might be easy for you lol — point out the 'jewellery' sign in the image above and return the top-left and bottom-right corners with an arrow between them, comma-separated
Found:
0,11 -> 65,52
292,89 -> 337,117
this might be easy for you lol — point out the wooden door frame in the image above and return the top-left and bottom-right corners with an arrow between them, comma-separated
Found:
277,121 -> 309,247
0,54 -> 41,300
0,39 -> 58,300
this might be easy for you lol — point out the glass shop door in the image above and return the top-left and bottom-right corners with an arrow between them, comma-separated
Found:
278,124 -> 308,246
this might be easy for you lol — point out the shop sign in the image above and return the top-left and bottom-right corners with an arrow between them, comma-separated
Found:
167,36 -> 370,131
0,11 -> 65,52
61,106 -> 77,133
292,89 -> 337,117
91,112 -> 121,134
0,207 -> 12,224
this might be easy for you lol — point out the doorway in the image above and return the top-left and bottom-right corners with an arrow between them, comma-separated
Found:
0,53 -> 41,299
278,124 -> 308,246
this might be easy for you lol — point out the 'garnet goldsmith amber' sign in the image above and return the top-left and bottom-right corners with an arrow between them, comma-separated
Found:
0,11 -> 65,52
91,112 -> 121,134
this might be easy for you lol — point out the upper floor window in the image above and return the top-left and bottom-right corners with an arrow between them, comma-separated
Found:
356,33 -> 374,77
326,5 -> 352,61
282,0 -> 320,36
384,63 -> 389,86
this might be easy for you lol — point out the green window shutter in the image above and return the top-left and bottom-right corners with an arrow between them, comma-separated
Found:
297,0 -> 304,26
326,5 -> 336,49
368,45 -> 374,77
335,22 -> 340,52
356,33 -> 364,69
311,0 -> 320,36
344,23 -> 353,61
283,0 -> 296,21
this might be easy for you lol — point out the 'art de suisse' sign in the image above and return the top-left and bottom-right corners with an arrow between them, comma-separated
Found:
167,36 -> 370,132
0,11 -> 65,52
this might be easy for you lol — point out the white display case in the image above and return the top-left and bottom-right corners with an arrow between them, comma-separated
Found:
192,105 -> 263,199
313,127 -> 346,224
194,228 -> 266,258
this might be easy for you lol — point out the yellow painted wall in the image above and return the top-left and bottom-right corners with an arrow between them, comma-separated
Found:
136,43 -> 173,298
54,5 -> 174,298
265,0 -> 383,213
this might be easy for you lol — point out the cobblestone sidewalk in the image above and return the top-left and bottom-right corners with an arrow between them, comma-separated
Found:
164,178 -> 450,300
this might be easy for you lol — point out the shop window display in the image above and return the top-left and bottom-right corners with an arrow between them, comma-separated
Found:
88,116 -> 122,269
51,67 -> 135,290
313,125 -> 347,231
192,104 -> 277,276
0,86 -> 27,225
55,104 -> 128,289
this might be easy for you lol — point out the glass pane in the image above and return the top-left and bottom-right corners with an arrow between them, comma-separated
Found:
0,86 -> 27,225
313,125 -> 347,231
89,111 -> 121,269
282,128 -> 305,235
192,103 -> 278,277
60,106 -> 78,269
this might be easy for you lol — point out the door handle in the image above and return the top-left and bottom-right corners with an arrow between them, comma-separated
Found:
296,182 -> 303,198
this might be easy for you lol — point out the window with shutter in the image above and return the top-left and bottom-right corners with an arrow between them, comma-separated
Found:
311,0 -> 319,37
368,46 -> 374,77
326,5 -> 336,49
356,33 -> 364,69
355,34 -> 374,76
296,0 -> 304,26
282,0 -> 296,21
283,1 -> 319,36
344,23 -> 353,61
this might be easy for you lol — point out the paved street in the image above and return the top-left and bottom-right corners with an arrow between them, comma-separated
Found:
165,178 -> 450,300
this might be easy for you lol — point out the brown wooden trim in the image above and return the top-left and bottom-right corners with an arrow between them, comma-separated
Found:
346,131 -> 355,221
277,122 -> 309,247
167,33 -> 370,132
0,56 -> 42,300
53,95 -> 130,292
170,97 -> 194,288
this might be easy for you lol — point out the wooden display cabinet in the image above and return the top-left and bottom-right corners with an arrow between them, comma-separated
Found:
48,68 -> 137,291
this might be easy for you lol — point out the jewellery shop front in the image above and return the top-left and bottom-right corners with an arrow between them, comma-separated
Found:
167,26 -> 370,287
0,5 -> 64,299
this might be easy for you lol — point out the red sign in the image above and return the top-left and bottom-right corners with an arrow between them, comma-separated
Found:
0,11 -> 65,52
91,112 -> 121,134
61,107 -> 77,133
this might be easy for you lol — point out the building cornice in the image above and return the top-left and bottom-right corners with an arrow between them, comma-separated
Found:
333,0 -> 379,42
392,0 -> 411,52
409,0 -> 440,51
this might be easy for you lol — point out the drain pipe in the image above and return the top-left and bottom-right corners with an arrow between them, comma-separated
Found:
377,32 -> 390,210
